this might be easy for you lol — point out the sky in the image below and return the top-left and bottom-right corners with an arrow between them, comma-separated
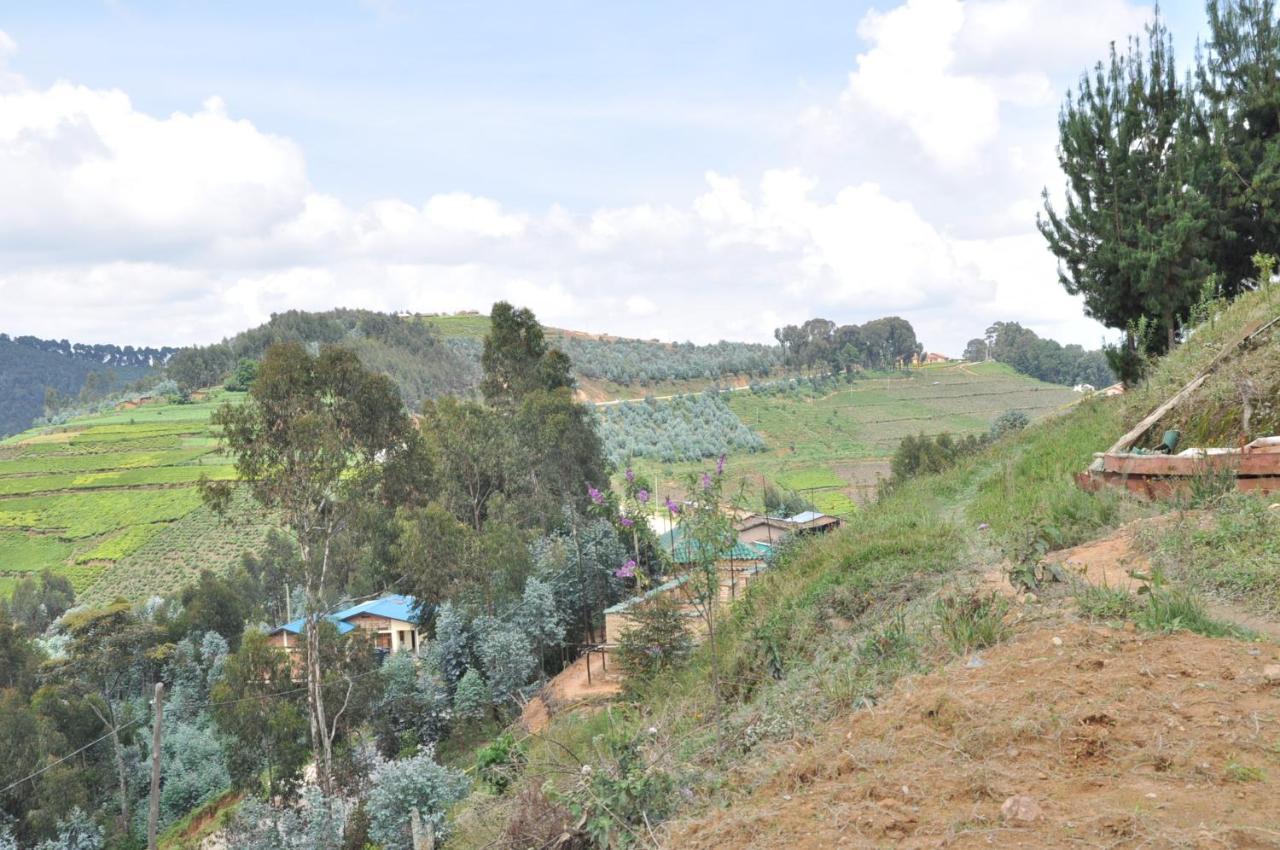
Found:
0,0 -> 1209,354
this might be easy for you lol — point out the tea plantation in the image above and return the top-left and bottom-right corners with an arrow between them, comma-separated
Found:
0,392 -> 274,602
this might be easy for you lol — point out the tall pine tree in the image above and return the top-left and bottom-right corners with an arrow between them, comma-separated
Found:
1196,0 -> 1280,294
1039,11 -> 1212,352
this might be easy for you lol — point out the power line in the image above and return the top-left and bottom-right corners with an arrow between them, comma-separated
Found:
0,661 -> 388,797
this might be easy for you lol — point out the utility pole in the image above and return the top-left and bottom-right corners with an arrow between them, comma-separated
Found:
147,682 -> 165,850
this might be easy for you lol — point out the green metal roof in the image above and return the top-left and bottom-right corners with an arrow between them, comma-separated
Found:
668,537 -> 770,564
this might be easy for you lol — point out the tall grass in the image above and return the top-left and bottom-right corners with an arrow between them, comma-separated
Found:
1144,492 -> 1280,616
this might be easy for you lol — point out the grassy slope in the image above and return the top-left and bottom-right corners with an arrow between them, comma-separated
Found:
454,391 -> 1135,847
623,362 -> 1080,518
0,391 -> 273,602
452,292 -> 1280,848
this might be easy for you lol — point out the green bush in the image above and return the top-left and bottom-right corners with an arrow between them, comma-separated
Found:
1072,582 -> 1138,620
475,733 -> 526,794
988,409 -> 1029,439
1136,588 -> 1243,638
563,736 -> 675,850
614,594 -> 693,689
453,668 -> 489,720
890,432 -> 986,484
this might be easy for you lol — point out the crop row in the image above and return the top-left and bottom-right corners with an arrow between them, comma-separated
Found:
0,464 -> 236,497
1,435 -> 186,457
79,493 -> 280,606
74,523 -> 168,564
0,488 -> 204,539
0,447 -> 218,477
0,530 -> 74,571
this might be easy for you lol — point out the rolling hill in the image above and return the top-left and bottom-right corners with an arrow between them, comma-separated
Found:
613,361 -> 1081,516
0,356 -> 1080,604
0,391 -> 275,604
0,334 -> 174,438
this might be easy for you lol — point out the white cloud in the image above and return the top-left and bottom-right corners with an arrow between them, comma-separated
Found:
844,0 -> 1003,169
0,9 -> 1146,355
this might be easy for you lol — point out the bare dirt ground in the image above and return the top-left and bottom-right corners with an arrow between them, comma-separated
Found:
521,652 -> 623,734
668,516 -> 1280,850
1038,516 -> 1280,643
667,615 -> 1280,849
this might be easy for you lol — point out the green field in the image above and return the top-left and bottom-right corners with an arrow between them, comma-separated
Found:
420,313 -> 493,337
622,362 -> 1081,517
0,392 -> 274,599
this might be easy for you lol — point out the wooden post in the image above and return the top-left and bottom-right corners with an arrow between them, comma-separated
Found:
1107,314 -> 1280,454
147,682 -> 165,850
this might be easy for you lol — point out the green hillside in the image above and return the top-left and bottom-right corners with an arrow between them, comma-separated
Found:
0,334 -> 169,438
618,361 -> 1081,516
0,391 -> 273,603
0,359 -> 1077,603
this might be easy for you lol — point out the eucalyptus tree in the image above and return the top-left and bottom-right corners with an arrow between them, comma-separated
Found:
203,342 -> 414,795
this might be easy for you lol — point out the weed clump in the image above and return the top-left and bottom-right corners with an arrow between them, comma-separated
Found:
1072,582 -> 1139,621
1135,588 -> 1245,638
934,592 -> 1010,654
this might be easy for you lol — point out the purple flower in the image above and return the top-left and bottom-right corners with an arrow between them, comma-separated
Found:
637,489 -> 649,504
615,559 -> 637,579
977,522 -> 990,531
701,472 -> 712,490
625,468 -> 635,483
716,454 -> 726,475
587,485 -> 604,505
620,516 -> 635,528
665,497 -> 681,515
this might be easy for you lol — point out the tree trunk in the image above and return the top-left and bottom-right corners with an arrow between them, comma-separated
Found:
301,529 -> 335,797
306,614 -> 333,795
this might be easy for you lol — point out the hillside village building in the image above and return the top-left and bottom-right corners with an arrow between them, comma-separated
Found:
267,594 -> 427,658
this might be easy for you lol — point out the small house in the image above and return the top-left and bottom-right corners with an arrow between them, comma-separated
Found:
267,593 -> 428,659
786,510 -> 842,534
734,514 -> 795,546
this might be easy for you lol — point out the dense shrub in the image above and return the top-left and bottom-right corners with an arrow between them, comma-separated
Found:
555,337 -> 778,385
614,595 -> 693,688
226,789 -> 350,850
890,432 -> 987,484
373,653 -> 452,757
453,668 -> 489,720
596,391 -> 766,465
477,625 -> 538,706
365,751 -> 469,850
475,733 -> 526,794
988,409 -> 1029,439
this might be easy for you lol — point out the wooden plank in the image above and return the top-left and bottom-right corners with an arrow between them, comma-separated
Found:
1245,437 -> 1280,454
1106,373 -> 1209,454
1102,452 -> 1280,476
1107,313 -> 1280,454
1078,468 -> 1280,499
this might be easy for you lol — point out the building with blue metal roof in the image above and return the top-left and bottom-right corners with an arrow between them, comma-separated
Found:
267,593 -> 427,656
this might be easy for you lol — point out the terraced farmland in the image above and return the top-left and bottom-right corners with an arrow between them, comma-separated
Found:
0,392 -> 275,602
622,361 -> 1082,517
